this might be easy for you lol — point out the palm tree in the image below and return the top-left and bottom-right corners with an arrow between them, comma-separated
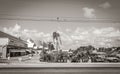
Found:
53,31 -> 62,52
48,42 -> 55,51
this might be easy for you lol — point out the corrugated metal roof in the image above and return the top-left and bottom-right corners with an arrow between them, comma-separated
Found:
0,31 -> 27,48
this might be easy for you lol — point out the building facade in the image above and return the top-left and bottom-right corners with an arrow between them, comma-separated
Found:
0,31 -> 27,59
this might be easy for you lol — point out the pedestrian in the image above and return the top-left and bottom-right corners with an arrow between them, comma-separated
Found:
7,53 -> 10,64
18,57 -> 22,62
7,53 -> 10,60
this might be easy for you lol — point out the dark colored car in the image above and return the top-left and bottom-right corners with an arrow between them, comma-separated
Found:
94,57 -> 105,62
105,56 -> 120,62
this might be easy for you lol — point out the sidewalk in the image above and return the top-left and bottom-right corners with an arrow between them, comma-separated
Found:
9,54 -> 32,63
8,54 -> 40,64
23,54 -> 40,63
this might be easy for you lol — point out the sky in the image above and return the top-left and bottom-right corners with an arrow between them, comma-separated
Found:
0,0 -> 120,50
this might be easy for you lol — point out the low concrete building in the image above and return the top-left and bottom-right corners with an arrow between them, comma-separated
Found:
0,31 -> 27,59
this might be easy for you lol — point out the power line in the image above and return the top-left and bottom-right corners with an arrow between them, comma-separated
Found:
0,14 -> 120,23
0,17 -> 119,23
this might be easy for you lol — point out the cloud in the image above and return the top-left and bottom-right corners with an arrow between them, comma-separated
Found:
3,24 -> 52,46
57,30 -> 72,42
70,27 -> 120,48
83,7 -> 96,18
66,28 -> 71,32
3,24 -> 120,49
3,24 -> 21,37
99,2 -> 111,9
92,27 -> 120,37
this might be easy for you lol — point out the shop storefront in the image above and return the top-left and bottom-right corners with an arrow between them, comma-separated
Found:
0,31 -> 27,59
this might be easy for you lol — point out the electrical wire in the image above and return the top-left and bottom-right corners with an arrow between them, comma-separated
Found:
0,14 -> 119,23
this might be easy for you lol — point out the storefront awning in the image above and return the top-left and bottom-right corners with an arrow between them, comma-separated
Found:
10,49 -> 26,52
26,49 -> 31,52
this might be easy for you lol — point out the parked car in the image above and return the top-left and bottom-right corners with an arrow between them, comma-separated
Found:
105,55 -> 120,62
95,57 -> 106,62
116,54 -> 120,59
